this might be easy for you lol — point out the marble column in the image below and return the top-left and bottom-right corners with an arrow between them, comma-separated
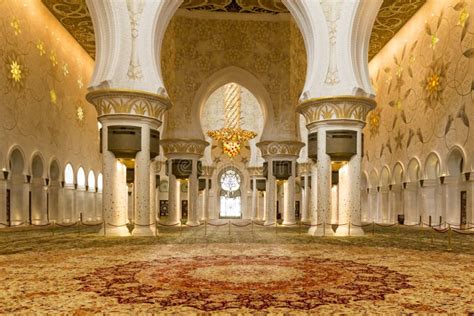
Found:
421,179 -> 438,225
403,182 -> 419,225
443,176 -> 461,226
282,159 -> 297,226
379,186 -> 390,223
300,171 -> 310,222
99,125 -> 129,236
251,178 -> 258,220
334,127 -> 364,236
166,160 -> 180,225
31,178 -> 46,224
466,173 -> 474,226
0,176 -> 6,225
368,188 -> 378,223
187,159 -> 200,226
257,142 -> 304,226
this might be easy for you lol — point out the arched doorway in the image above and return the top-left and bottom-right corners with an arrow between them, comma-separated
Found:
31,154 -> 45,224
49,160 -> 60,222
446,148 -> 466,226
219,167 -> 242,219
9,148 -> 25,226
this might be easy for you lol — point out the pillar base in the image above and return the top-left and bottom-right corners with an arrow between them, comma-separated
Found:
282,220 -> 296,226
186,220 -> 200,227
308,225 -> 334,236
132,225 -> 156,236
159,219 -> 181,226
334,225 -> 365,236
100,225 -> 130,237
264,220 -> 276,226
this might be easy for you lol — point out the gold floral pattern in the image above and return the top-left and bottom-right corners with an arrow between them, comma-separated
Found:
421,57 -> 448,110
36,40 -> 45,56
50,89 -> 57,104
76,103 -> 85,125
10,17 -> 21,36
368,108 -> 382,137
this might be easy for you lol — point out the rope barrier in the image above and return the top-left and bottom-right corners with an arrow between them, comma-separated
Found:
134,223 -> 156,227
374,222 -> 398,227
351,223 -> 373,228
55,222 -> 79,227
207,222 -> 230,227
80,221 -> 104,227
452,228 -> 474,235
230,222 -> 252,227
156,222 -> 181,227
104,222 -> 128,228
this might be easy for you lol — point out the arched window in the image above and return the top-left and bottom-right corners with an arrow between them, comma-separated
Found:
77,167 -> 86,189
97,173 -> 103,193
219,168 -> 241,218
88,171 -> 96,191
64,164 -> 74,185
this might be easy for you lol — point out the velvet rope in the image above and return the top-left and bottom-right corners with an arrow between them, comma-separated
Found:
156,222 -> 181,227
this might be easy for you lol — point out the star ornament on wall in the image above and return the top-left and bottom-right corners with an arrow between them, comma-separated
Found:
394,130 -> 404,150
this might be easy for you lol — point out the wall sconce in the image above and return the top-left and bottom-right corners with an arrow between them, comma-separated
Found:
60,181 -> 65,188
44,178 -> 50,186
465,173 -> 471,181
2,169 -> 9,180
25,175 -> 31,183
74,183 -> 78,190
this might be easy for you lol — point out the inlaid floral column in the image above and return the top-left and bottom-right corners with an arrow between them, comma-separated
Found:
200,166 -> 215,222
298,163 -> 312,223
160,139 -> 209,226
85,0 -> 180,236
284,0 -> 382,236
257,141 -> 304,226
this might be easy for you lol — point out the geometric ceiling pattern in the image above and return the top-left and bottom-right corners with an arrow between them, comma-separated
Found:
41,0 -> 426,60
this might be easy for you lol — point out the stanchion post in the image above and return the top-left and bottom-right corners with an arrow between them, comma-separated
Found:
180,222 -> 183,236
430,226 -> 434,245
228,220 -> 231,236
372,221 -> 375,236
447,224 -> 452,251
348,222 -> 351,237
323,221 -> 326,237
103,220 -> 106,237
205,220 -> 207,237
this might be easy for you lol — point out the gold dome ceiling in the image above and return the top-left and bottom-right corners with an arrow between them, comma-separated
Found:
41,0 -> 425,60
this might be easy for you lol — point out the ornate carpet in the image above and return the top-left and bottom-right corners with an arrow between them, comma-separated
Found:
0,243 -> 472,314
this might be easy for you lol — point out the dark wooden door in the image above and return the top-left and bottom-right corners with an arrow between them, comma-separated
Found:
6,189 -> 10,226
181,200 -> 188,219
460,191 -> 467,226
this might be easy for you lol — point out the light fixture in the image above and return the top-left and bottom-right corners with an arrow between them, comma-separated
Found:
207,83 -> 256,158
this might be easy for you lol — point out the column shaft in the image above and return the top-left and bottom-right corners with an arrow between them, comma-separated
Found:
187,159 -> 200,226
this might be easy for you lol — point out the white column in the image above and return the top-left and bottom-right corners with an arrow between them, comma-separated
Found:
100,125 -> 130,236
308,162 -> 318,232
264,161 -> 276,225
421,180 -> 437,225
201,178 -> 210,221
443,176 -> 460,226
85,187 -> 96,222
404,182 -> 419,225
187,159 -> 199,226
309,129 -> 333,236
63,185 -> 75,223
262,191 -> 267,222
251,178 -> 257,220
283,160 -> 296,226
300,175 -> 309,222
132,125 -> 154,236
31,179 -> 45,224
149,162 -> 157,231
379,186 -> 390,223
95,189 -> 102,221
330,184 -> 339,224
467,175 -> 474,226
0,178 -> 6,225
166,161 -> 180,225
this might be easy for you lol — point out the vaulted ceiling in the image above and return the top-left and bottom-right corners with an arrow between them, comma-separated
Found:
41,0 -> 426,60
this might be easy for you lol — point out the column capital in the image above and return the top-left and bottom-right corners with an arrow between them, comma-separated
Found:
297,96 -> 375,128
201,165 -> 215,177
247,166 -> 265,177
86,89 -> 171,123
297,162 -> 313,175
161,139 -> 209,158
256,141 -> 304,159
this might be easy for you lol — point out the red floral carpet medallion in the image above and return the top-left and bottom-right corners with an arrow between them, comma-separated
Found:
75,255 -> 413,311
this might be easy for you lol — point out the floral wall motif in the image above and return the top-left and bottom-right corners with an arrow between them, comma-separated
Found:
364,0 -> 474,180
161,15 -> 305,142
0,0 -> 99,174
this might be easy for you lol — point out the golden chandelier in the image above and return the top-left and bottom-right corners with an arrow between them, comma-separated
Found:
207,83 -> 256,158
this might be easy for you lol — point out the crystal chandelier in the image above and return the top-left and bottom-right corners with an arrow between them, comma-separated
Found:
207,83 -> 256,158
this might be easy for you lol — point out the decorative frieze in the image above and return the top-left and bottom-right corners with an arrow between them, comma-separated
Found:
297,96 -> 376,127
160,139 -> 209,157
256,141 -> 304,158
86,89 -> 171,122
